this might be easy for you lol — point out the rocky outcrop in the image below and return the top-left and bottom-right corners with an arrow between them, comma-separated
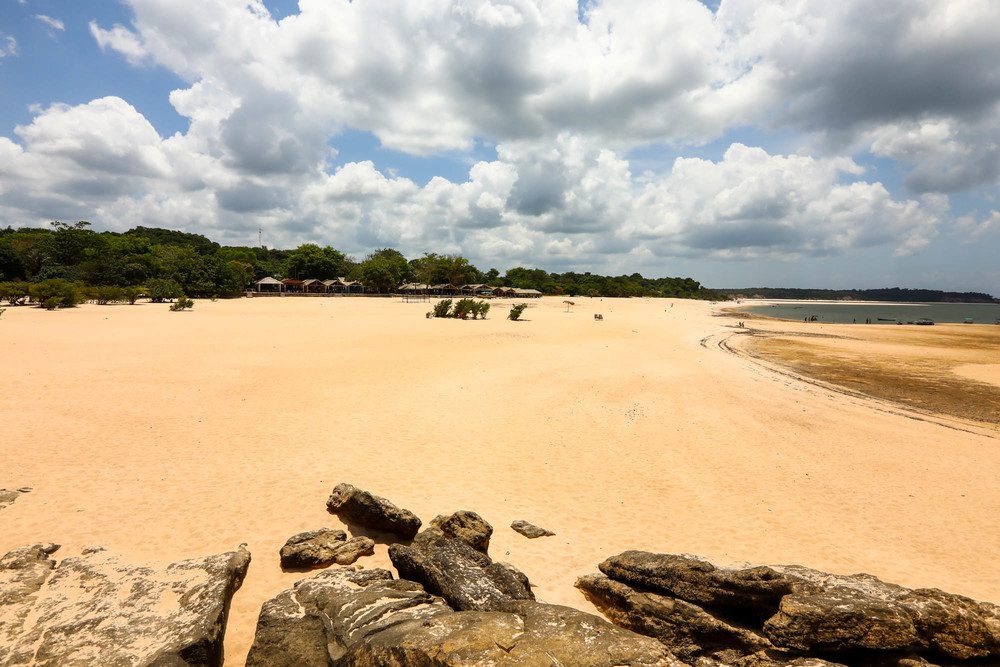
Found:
0,543 -> 250,666
511,518 -> 555,538
389,525 -> 534,612
428,510 -> 493,552
766,565 -> 1000,660
581,552 -> 1000,666
247,566 -> 679,666
279,528 -> 374,568
578,573 -> 773,662
599,551 -> 793,622
326,483 -> 421,539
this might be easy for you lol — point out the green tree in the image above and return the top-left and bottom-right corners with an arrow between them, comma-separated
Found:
145,278 -> 183,302
355,248 -> 410,292
29,279 -> 84,308
285,244 -> 348,280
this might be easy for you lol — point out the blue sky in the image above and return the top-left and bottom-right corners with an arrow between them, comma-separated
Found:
1,0 -> 998,293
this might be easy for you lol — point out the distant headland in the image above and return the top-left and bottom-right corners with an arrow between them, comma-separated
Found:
719,286 -> 999,304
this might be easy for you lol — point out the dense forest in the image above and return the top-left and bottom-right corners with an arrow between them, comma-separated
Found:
0,222 -> 717,304
723,287 -> 998,303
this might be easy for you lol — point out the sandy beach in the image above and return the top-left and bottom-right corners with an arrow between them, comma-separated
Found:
2,296 -> 999,663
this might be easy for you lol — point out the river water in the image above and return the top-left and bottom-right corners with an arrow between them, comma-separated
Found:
743,301 -> 1000,324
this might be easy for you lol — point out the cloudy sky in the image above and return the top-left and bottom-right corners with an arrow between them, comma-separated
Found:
1,0 -> 998,291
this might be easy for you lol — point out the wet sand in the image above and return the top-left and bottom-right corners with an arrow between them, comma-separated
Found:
2,296 -> 999,663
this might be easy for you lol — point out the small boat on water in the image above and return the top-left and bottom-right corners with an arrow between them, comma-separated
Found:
963,317 -> 974,324
911,318 -> 935,325
877,317 -> 899,323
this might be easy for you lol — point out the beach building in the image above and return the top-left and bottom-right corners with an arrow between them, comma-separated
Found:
281,278 -> 305,293
512,288 -> 543,298
253,276 -> 284,293
460,284 -> 495,296
302,279 -> 326,293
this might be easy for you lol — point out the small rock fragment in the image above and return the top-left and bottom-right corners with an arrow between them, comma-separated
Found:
511,519 -> 555,538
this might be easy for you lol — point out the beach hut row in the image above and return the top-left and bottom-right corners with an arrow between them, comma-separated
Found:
252,277 -> 365,294
397,283 -> 543,298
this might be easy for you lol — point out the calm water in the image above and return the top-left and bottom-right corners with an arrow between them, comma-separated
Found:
744,301 -> 1000,325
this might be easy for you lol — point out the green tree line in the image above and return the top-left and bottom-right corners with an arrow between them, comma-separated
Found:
0,222 -> 718,300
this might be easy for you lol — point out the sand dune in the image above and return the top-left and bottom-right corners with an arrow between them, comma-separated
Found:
2,296 -> 998,663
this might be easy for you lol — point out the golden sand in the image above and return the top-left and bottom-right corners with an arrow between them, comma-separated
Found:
2,297 -> 999,663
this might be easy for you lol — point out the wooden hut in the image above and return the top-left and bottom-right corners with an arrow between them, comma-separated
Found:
281,278 -> 305,293
254,276 -> 284,293
302,279 -> 326,293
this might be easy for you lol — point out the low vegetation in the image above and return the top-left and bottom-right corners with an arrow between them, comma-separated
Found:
30,279 -> 85,309
169,296 -> 195,311
431,298 -> 490,319
508,303 -> 528,321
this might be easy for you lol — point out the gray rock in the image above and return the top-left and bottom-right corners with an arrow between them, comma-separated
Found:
326,483 -> 421,539
511,518 -> 555,538
389,528 -> 533,611
578,573 -> 773,661
763,586 -> 921,653
0,544 -> 249,666
279,529 -> 376,568
247,566 -> 680,666
600,551 -> 794,622
247,567 -> 453,666
429,510 -> 493,552
769,564 -> 1000,660
595,553 -> 1000,664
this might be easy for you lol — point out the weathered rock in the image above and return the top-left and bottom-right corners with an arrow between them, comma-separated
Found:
280,528 -> 346,567
601,551 -> 794,622
770,564 -> 1000,660
578,573 -> 773,661
0,544 -> 249,666
429,510 -> 493,552
900,588 -> 1000,660
389,529 -> 533,611
279,529 -> 376,568
594,553 -> 1000,665
763,586 -> 921,653
248,566 -> 680,666
247,567 -> 453,666
326,483 -> 421,539
511,518 -> 555,538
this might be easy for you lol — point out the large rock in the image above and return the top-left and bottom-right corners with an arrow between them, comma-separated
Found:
600,551 -> 794,622
768,565 -> 1000,660
592,552 -> 1000,665
247,567 -> 452,666
578,573 -> 773,662
247,566 -> 680,666
279,528 -> 374,568
429,510 -> 493,552
763,586 -> 920,653
326,483 -> 422,539
389,528 -> 533,611
0,543 -> 250,666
